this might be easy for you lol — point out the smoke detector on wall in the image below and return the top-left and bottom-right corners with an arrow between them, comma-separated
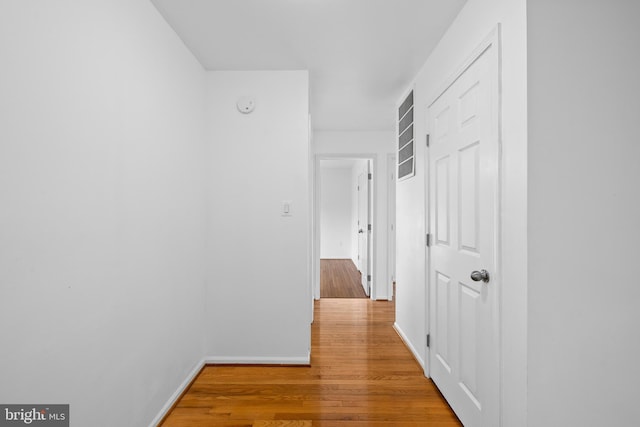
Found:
236,97 -> 255,114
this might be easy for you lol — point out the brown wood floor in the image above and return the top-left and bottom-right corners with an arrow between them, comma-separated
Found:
320,259 -> 367,298
160,298 -> 461,427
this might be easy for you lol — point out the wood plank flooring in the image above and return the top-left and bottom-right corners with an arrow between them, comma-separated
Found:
160,298 -> 461,427
320,259 -> 367,298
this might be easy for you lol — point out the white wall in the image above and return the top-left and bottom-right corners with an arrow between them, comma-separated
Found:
0,1 -> 207,426
394,0 -> 528,425
205,71 -> 311,363
320,166 -> 352,258
527,1 -> 640,425
313,131 -> 395,300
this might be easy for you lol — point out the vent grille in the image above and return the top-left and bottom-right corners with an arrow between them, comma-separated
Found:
398,91 -> 415,180
399,124 -> 413,148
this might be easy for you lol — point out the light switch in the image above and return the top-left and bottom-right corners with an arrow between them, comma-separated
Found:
282,200 -> 292,216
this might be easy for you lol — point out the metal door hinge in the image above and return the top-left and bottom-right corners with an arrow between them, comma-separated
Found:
426,334 -> 431,348
426,233 -> 432,247
426,134 -> 430,148
368,173 -> 372,180
367,275 -> 372,282
368,224 -> 372,231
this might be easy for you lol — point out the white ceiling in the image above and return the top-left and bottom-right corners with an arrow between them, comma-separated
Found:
151,0 -> 466,131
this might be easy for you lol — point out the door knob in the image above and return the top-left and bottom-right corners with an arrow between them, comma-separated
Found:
358,229 -> 364,234
470,269 -> 490,283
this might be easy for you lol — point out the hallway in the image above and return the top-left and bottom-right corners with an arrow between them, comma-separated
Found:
320,259 -> 367,298
161,299 -> 460,426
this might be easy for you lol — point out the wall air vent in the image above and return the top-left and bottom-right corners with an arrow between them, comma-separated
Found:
397,91 -> 415,180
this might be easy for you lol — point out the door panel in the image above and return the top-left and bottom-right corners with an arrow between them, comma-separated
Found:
428,40 -> 499,427
435,156 -> 450,246
435,271 -> 451,371
459,280 -> 480,404
458,142 -> 480,253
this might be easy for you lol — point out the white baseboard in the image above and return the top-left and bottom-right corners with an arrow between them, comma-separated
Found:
150,353 -> 311,425
204,354 -> 310,365
149,358 -> 205,427
393,322 -> 425,370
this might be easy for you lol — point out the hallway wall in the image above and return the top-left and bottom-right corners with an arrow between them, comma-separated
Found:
0,1 -> 208,425
527,1 -> 640,425
320,166 -> 352,259
205,71 -> 311,363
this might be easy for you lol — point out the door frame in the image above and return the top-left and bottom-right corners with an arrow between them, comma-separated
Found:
313,154 -> 378,300
357,166 -> 371,296
387,153 -> 397,300
424,24 -> 502,405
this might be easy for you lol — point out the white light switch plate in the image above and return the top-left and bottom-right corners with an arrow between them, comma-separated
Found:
281,200 -> 292,216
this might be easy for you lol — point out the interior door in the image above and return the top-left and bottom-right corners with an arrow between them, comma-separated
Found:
428,39 -> 499,427
357,167 -> 370,296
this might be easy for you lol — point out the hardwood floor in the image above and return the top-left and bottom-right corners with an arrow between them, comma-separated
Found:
160,299 -> 461,427
320,259 -> 367,298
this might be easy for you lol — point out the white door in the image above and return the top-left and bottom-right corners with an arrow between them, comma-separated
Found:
428,39 -> 499,427
357,168 -> 370,296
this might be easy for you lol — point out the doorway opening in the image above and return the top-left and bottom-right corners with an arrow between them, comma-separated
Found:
313,156 -> 375,300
